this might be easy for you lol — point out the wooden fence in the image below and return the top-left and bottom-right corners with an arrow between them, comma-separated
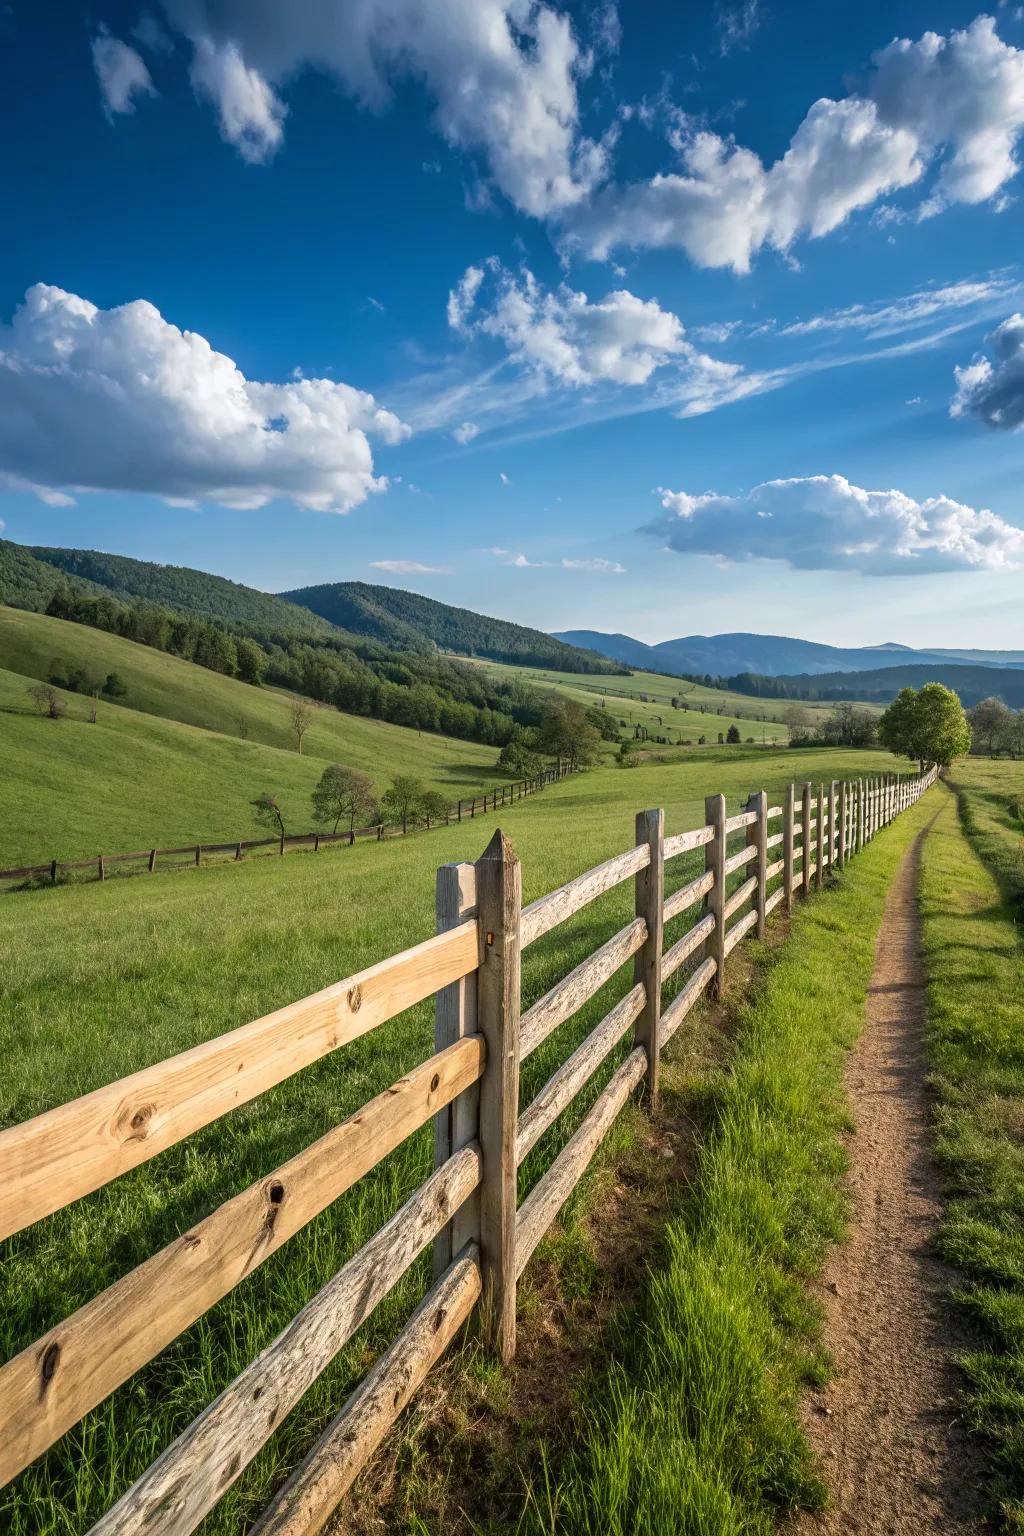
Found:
0,761 -> 574,888
0,766 -> 936,1533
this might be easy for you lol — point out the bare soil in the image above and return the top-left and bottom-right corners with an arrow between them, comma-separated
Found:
792,828 -> 986,1535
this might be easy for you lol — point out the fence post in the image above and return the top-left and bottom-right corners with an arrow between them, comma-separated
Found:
815,785 -> 824,892
705,794 -> 727,996
433,862 -> 480,1282
838,782 -> 847,871
474,829 -> 521,1363
801,783 -> 812,898
98,855 -> 105,881
234,842 -> 242,862
633,808 -> 664,1107
747,789 -> 768,939
856,780 -> 864,852
783,783 -> 795,915
50,858 -> 58,885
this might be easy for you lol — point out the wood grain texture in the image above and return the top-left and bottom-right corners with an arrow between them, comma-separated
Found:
662,913 -> 715,982
633,809 -> 664,1106
723,843 -> 757,877
0,1037 -> 484,1489
474,830 -> 521,1363
433,864 -> 480,1280
519,917 -> 647,1061
664,824 -> 713,861
724,908 -> 758,957
0,921 -> 478,1243
516,985 -> 644,1166
705,793 -> 727,998
723,875 -> 757,923
249,1247 -> 482,1536
88,1149 -> 481,1536
663,869 -> 714,926
519,845 -> 648,950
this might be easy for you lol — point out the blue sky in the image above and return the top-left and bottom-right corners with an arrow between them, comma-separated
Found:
2,0 -> 1024,645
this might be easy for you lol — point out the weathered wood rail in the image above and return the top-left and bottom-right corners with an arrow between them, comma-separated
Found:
0,765 -> 937,1533
0,761 -> 574,889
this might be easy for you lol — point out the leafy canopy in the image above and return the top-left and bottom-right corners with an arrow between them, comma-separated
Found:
877,684 -> 971,767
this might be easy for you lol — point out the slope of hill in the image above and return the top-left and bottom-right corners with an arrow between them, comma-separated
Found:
282,580 -> 627,673
0,539 -> 109,611
731,662 -> 1024,709
554,628 -> 1024,678
26,544 -> 337,638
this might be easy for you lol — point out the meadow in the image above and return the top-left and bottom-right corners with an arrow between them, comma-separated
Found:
918,775 -> 1024,1523
457,657 -> 816,745
1,742 -> 889,1535
0,617 -> 504,867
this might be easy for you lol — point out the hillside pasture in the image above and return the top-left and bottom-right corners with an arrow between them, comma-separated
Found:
1,744 -> 890,1535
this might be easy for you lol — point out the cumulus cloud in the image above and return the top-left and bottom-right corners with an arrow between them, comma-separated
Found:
369,560 -> 451,574
158,0 -> 606,215
446,259 -> 765,416
647,474 -> 1024,573
565,16 -> 1024,270
951,312 -> 1024,428
91,31 -> 155,116
0,283 -> 407,513
452,421 -> 480,444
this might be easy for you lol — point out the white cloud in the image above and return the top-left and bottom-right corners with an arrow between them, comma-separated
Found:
0,283 -> 407,513
951,312 -> 1024,428
565,15 -> 1024,270
781,275 -> 1021,338
648,474 -> 1024,573
716,0 -> 762,56
560,556 -> 625,572
369,560 -> 451,574
452,421 -> 480,444
487,545 -> 546,567
159,0 -> 606,215
91,31 -> 155,117
500,471 -> 511,485
189,37 -> 286,162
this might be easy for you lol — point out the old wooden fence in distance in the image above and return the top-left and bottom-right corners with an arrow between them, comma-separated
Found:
0,761 -> 574,889
0,766 -> 937,1533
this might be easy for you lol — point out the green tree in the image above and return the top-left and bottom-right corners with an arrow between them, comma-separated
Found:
289,698 -> 314,753
420,790 -> 450,828
496,732 -> 542,777
101,671 -> 126,699
536,698 -> 601,769
311,764 -> 377,842
877,683 -> 971,769
967,696 -> 1012,757
726,724 -> 741,744
28,682 -> 65,719
380,775 -> 427,834
252,792 -> 287,845
235,638 -> 267,686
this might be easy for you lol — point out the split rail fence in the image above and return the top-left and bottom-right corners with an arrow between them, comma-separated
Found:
0,765 -> 936,1534
0,761 -> 574,888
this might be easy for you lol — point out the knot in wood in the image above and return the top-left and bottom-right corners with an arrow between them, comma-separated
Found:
348,984 -> 362,1012
429,1072 -> 441,1093
39,1340 -> 61,1395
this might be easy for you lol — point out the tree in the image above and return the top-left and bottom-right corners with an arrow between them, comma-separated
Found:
380,775 -> 427,834
967,696 -> 1012,757
252,792 -> 287,845
420,790 -> 450,828
726,724 -> 741,744
102,671 -> 126,699
290,698 -> 314,753
496,732 -> 543,777
235,638 -> 267,685
822,702 -> 878,749
311,764 -> 377,842
536,698 -> 601,769
877,683 -> 971,770
28,682 -> 65,718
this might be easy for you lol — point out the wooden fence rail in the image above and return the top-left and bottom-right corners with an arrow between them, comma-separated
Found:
0,761 -> 575,889
0,765 -> 937,1532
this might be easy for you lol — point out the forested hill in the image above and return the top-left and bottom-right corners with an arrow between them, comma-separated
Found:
25,545 -> 336,638
280,580 -> 627,674
0,540 -> 110,612
730,663 -> 1024,710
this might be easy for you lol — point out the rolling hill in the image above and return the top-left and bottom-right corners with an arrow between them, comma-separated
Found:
731,662 -> 1024,709
554,628 -> 1024,678
281,580 -> 627,673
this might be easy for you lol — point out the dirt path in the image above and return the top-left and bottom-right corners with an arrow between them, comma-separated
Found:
792,826 -> 986,1535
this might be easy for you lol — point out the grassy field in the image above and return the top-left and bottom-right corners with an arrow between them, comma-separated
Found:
0,744 -> 889,1535
520,789 -> 937,1535
919,775 -> 1024,1526
945,756 -> 1024,914
460,656 -> 802,745
0,616 -> 505,867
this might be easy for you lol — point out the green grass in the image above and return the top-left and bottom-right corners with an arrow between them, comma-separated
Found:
918,778 -> 1024,1527
945,757 -> 1024,915
0,744 -> 892,1534
522,790 -> 938,1536
0,616 -> 504,867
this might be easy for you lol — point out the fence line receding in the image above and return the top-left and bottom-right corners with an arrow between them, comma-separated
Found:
0,766 -> 937,1534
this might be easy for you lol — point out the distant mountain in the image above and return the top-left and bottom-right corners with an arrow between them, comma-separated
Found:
553,629 -> 1024,678
732,663 -> 1024,711
281,581 -> 627,674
